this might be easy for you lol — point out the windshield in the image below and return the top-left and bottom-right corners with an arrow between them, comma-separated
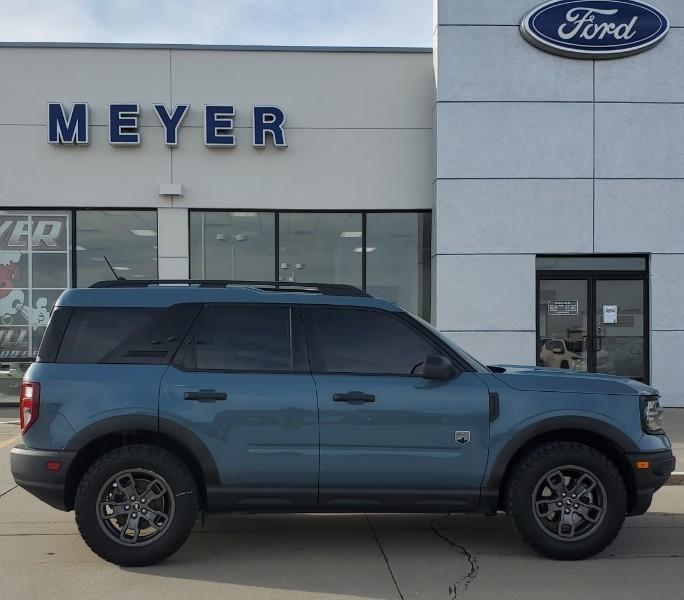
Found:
408,313 -> 490,373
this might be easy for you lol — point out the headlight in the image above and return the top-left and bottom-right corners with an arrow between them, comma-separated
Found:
640,395 -> 664,433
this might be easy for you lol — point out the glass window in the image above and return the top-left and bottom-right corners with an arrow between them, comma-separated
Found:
0,211 -> 70,390
366,212 -> 431,319
76,210 -> 157,287
307,308 -> 438,375
279,213 -> 362,286
190,211 -> 275,280
57,308 -> 162,363
189,306 -> 294,372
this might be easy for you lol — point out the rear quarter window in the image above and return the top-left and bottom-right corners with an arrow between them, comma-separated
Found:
55,304 -> 200,364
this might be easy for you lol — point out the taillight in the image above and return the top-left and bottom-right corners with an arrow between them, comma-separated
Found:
19,382 -> 40,433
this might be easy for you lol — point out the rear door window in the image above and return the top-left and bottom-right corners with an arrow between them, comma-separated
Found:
176,305 -> 306,372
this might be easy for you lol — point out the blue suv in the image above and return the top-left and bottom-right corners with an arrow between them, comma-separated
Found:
10,280 -> 675,566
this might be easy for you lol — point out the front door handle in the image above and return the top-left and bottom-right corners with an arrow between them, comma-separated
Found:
333,391 -> 375,403
183,389 -> 227,402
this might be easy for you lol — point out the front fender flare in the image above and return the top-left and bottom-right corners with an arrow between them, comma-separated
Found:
483,415 -> 639,492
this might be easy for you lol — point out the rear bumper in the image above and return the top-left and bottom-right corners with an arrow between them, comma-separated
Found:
627,448 -> 676,516
10,445 -> 76,511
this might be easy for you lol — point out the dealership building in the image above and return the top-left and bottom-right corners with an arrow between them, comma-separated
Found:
1,0 -> 683,406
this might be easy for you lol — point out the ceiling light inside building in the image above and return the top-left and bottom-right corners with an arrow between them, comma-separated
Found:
230,212 -> 258,218
129,229 -> 156,237
354,247 -> 376,253
113,266 -> 131,271
340,231 -> 362,238
76,245 -> 87,251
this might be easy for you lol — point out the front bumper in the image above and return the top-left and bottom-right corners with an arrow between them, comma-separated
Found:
10,445 -> 76,511
626,448 -> 676,516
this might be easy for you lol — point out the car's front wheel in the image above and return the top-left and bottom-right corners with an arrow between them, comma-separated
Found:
75,444 -> 198,566
507,441 -> 627,560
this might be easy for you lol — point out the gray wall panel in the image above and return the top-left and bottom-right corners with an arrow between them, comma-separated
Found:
596,103 -> 684,179
437,102 -> 594,179
437,26 -> 592,102
435,179 -> 593,254
594,180 -> 684,253
596,30 -> 684,102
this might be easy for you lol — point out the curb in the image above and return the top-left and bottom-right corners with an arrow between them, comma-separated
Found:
667,472 -> 684,486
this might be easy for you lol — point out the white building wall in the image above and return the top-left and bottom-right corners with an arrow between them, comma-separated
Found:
0,45 -> 434,277
435,0 -> 684,406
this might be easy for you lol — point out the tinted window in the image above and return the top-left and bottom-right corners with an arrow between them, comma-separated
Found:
57,308 -> 161,363
307,308 -> 439,375
37,308 -> 72,362
187,306 -> 295,372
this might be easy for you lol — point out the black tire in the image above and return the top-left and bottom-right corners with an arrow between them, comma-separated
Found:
507,441 -> 627,560
560,360 -> 570,369
75,444 -> 198,566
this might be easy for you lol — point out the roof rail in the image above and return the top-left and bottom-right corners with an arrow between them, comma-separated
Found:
89,279 -> 372,297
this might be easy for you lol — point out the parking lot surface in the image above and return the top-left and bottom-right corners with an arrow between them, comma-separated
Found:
1,408 -> 683,600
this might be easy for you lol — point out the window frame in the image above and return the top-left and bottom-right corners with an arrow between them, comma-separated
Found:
173,302 -> 310,375
302,305 -> 467,378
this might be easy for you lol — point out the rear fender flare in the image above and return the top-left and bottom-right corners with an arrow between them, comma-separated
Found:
63,415 -> 220,485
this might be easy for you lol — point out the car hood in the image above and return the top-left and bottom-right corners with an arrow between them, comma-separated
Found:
489,364 -> 657,396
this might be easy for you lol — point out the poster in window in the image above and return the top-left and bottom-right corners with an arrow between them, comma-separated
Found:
0,214 -> 70,359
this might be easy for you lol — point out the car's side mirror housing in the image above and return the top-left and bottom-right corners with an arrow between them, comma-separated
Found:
422,354 -> 456,380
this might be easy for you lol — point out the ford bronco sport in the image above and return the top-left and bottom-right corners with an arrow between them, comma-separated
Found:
10,280 -> 675,566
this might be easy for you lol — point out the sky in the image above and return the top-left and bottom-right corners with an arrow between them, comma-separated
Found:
0,0 -> 433,47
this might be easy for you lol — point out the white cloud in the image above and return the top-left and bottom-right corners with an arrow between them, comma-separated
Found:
0,0 -> 432,46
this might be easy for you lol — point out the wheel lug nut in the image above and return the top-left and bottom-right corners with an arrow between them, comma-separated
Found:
574,504 -> 579,509
565,509 -> 571,514
125,505 -> 130,510
571,494 -> 576,499
561,493 -> 567,498
130,496 -> 135,501
142,509 -> 147,514
556,501 -> 563,507
132,513 -> 137,518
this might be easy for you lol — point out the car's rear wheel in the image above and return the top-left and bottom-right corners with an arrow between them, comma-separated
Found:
75,444 -> 198,566
507,441 -> 627,560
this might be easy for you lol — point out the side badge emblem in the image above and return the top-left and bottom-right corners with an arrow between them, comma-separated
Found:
455,431 -> 471,446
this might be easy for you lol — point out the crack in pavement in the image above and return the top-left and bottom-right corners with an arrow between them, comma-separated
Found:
0,485 -> 17,501
365,514 -> 405,600
430,514 -> 479,599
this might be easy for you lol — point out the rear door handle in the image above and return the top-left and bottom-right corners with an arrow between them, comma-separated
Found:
183,389 -> 227,402
333,391 -> 375,403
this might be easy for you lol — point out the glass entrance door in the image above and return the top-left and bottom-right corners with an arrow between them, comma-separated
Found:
537,275 -> 648,382
594,279 -> 646,381
538,279 -> 589,373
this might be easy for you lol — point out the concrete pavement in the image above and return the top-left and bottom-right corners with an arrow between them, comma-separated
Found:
1,409 -> 683,599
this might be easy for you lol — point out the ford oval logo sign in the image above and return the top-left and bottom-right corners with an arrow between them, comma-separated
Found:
521,0 -> 669,59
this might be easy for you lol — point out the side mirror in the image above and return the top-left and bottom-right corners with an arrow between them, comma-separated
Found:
422,354 -> 456,380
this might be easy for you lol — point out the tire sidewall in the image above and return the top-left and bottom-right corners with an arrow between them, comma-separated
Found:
75,445 -> 198,566
509,444 -> 627,560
